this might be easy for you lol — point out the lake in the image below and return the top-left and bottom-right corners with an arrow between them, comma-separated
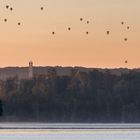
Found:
0,123 -> 140,140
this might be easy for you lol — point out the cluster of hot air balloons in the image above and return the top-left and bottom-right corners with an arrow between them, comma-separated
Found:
80,18 -> 90,35
2,2 -> 132,66
106,22 -> 129,38
121,22 -> 130,42
6,5 -> 13,11
4,4 -> 21,26
51,17 -> 90,35
3,4 -> 46,26
121,21 -> 130,64
106,21 -> 130,64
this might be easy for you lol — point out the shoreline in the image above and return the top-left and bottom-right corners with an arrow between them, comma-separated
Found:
0,123 -> 140,130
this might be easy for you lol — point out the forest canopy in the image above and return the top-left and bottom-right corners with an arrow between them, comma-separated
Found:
0,69 -> 140,122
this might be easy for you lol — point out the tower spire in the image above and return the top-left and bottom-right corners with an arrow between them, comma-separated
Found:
29,61 -> 33,79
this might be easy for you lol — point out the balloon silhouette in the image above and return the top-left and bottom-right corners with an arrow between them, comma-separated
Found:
10,7 -> 13,11
80,18 -> 83,21
125,60 -> 128,64
18,22 -> 21,26
41,7 -> 44,10
4,19 -> 7,22
124,38 -> 127,41
107,31 -> 110,35
6,5 -> 9,9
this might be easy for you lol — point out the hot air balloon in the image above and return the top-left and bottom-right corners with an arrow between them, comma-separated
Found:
68,27 -> 71,31
124,38 -> 127,41
127,26 -> 130,30
121,22 -> 124,25
87,21 -> 89,24
41,7 -> 44,10
6,5 -> 9,9
52,32 -> 55,35
80,18 -> 83,21
107,31 -> 110,35
18,22 -> 21,26
4,19 -> 7,22
86,32 -> 89,35
125,60 -> 128,64
10,7 -> 13,11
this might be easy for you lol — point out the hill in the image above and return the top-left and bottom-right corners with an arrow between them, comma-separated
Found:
0,66 -> 139,80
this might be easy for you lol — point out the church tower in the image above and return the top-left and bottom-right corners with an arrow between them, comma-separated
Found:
29,61 -> 33,79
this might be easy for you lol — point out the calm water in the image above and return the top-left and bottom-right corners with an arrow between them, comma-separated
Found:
0,123 -> 140,140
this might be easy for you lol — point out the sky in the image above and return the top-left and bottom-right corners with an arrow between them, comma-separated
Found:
0,0 -> 140,68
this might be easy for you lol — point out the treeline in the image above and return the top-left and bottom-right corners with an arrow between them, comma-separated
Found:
0,69 -> 140,122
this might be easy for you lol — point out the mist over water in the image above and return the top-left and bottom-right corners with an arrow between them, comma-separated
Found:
0,123 -> 140,140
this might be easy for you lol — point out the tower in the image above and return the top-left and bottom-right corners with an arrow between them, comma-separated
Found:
29,61 -> 33,79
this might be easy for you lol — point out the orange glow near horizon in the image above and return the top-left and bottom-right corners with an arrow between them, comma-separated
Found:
0,0 -> 140,68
